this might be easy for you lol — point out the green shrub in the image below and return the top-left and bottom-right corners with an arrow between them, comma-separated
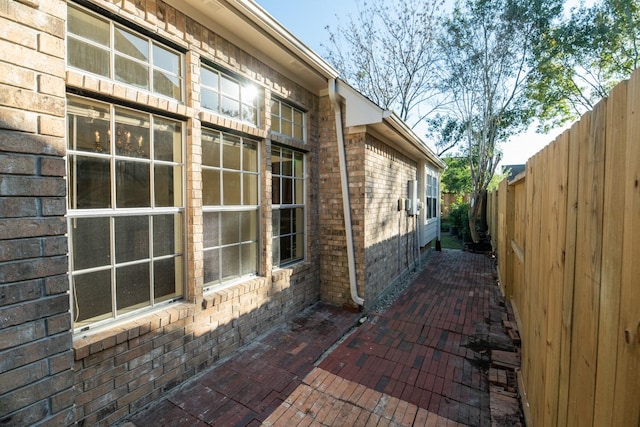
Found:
448,202 -> 470,234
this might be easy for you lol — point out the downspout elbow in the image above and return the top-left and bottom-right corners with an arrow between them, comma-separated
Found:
328,79 -> 365,307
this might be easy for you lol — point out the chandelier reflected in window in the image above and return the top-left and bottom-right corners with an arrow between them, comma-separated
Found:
93,126 -> 146,157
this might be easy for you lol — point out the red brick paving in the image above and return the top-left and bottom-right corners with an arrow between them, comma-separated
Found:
127,250 -> 513,426
318,250 -> 497,426
128,303 -> 360,426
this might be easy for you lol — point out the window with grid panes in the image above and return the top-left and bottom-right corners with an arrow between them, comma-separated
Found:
426,169 -> 438,220
201,129 -> 260,289
270,99 -> 305,141
67,3 -> 183,100
67,95 -> 184,330
272,147 -> 305,266
200,64 -> 260,126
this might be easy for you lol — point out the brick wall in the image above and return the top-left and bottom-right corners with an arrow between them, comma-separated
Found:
363,135 -> 420,304
0,1 -> 75,425
318,96 -> 353,307
318,101 -> 422,309
64,0 -> 322,424
1,0 -> 324,424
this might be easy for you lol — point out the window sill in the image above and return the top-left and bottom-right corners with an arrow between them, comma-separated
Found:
72,301 -> 195,361
272,260 -> 313,276
65,69 -> 195,118
198,111 -> 267,139
201,275 -> 269,310
269,131 -> 307,148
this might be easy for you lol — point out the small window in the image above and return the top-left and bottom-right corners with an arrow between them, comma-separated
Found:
201,64 -> 260,126
67,4 -> 183,101
270,99 -> 305,141
426,170 -> 439,220
272,147 -> 305,266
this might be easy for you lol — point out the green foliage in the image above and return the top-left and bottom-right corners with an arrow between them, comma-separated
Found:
448,202 -> 470,233
441,157 -> 472,195
528,0 -> 640,130
488,167 -> 509,191
436,0 -> 562,241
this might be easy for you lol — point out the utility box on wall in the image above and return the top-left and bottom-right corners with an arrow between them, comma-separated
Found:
407,180 -> 419,216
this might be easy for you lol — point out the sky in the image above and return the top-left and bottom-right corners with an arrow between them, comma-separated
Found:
254,0 -> 584,167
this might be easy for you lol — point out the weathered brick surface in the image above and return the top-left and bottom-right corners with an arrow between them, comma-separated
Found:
363,135 -> 420,303
0,0 -> 70,425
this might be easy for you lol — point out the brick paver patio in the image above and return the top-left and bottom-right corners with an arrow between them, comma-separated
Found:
128,250 -> 520,426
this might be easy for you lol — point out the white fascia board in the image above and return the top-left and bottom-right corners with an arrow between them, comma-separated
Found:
335,81 -> 444,170
382,111 -> 446,170
170,0 -> 338,92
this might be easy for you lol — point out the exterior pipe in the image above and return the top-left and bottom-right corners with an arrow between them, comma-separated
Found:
328,79 -> 365,307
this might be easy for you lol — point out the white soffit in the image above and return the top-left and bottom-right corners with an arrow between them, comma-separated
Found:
166,0 -> 338,94
336,80 -> 445,170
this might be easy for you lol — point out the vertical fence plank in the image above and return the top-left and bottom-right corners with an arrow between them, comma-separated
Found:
512,180 -> 526,325
594,80 -> 628,425
542,133 -> 570,427
522,156 -> 534,422
534,146 -> 552,426
497,180 -> 508,294
567,98 -> 606,427
557,119 -> 580,427
612,70 -> 640,427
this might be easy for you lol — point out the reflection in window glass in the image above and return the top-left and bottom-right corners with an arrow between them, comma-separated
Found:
200,64 -> 260,126
270,99 -> 305,141
73,270 -> 112,323
68,5 -> 109,46
202,129 -> 259,289
67,95 -> 184,329
272,146 -> 305,266
67,38 -> 110,78
67,4 -> 183,101
116,262 -> 151,314
115,27 -> 149,61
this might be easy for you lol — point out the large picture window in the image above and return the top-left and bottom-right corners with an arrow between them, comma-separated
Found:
67,96 -> 185,330
67,3 -> 183,100
272,147 -> 305,266
201,64 -> 260,126
201,129 -> 260,288
270,99 -> 305,141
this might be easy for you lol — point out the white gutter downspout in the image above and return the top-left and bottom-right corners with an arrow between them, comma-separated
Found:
328,79 -> 365,307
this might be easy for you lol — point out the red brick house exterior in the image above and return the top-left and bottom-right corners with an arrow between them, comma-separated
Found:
0,0 -> 444,425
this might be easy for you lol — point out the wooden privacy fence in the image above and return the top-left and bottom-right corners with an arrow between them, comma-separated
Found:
487,70 -> 640,426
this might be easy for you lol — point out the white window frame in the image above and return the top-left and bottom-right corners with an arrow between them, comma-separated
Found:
66,95 -> 186,332
271,146 -> 306,267
270,98 -> 306,142
67,2 -> 184,101
200,63 -> 261,127
201,129 -> 261,291
425,168 -> 439,223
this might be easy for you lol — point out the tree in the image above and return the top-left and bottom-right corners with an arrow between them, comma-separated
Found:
436,0 -> 562,243
529,0 -> 640,130
441,157 -> 472,196
323,0 -> 444,128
